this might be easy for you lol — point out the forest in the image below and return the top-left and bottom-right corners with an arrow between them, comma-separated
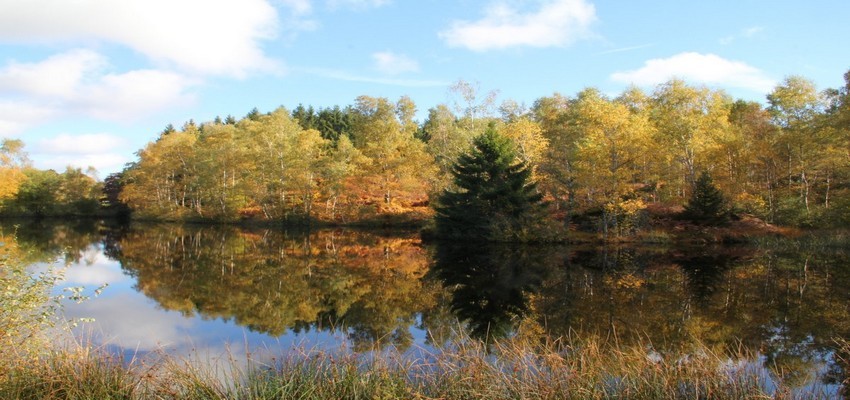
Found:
2,71 -> 850,237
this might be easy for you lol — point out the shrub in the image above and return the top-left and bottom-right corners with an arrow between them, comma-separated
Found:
0,242 -> 63,363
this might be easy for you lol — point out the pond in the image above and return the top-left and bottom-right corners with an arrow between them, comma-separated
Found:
3,220 -> 849,395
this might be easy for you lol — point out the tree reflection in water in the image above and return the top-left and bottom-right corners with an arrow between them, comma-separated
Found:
4,220 -> 850,394
677,251 -> 734,309
106,224 -> 439,352
428,243 -> 554,340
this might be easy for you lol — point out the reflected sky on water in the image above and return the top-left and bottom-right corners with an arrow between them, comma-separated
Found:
3,220 -> 848,396
40,244 -> 345,358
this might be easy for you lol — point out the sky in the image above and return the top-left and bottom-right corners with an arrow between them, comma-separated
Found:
1,0 -> 848,176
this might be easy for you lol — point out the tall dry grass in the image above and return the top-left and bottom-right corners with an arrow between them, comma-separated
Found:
4,331 -> 820,399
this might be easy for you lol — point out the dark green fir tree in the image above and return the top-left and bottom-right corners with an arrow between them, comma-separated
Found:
435,126 -> 548,242
684,171 -> 728,225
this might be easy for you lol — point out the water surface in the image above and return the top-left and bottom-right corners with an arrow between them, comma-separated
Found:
3,220 -> 848,394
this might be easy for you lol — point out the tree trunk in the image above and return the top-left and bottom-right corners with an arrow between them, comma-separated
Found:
825,169 -> 831,208
802,170 -> 810,214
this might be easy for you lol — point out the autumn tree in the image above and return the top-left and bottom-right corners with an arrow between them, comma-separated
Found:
820,70 -> 850,222
825,69 -> 850,132
728,100 -> 779,220
193,121 -> 259,220
570,89 -> 654,236
107,68 -> 850,229
0,139 -> 29,203
500,116 -> 548,173
421,104 -> 476,192
241,108 -> 328,220
57,166 -> 101,215
12,169 -> 62,217
121,127 -> 199,219
533,93 -> 580,222
449,79 -> 499,132
767,76 -> 827,219
321,135 -> 369,221
615,86 -> 665,200
349,96 -> 435,210
650,80 -> 731,199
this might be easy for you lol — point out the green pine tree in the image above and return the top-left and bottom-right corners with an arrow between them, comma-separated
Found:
435,126 -> 548,242
684,171 -> 728,225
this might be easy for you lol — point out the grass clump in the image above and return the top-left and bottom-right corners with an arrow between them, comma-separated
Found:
115,335 -> 783,399
0,347 -> 143,400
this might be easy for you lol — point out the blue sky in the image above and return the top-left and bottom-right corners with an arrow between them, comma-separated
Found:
1,0 -> 848,176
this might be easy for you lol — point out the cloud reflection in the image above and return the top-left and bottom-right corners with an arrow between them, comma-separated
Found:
66,292 -> 196,351
62,247 -> 128,286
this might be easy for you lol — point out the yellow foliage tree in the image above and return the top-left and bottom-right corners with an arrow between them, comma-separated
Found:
500,117 -> 548,173
571,89 -> 654,236
0,139 -> 29,202
650,80 -> 731,199
350,96 -> 436,212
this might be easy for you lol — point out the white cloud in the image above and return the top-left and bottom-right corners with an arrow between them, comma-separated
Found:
39,153 -> 130,174
610,52 -> 776,93
595,43 -> 654,56
0,0 -> 282,77
440,0 -> 597,51
33,133 -> 132,173
743,26 -> 764,37
0,49 -> 196,130
0,101 -> 56,136
720,26 -> 765,45
281,0 -> 313,15
37,133 -> 128,155
372,52 -> 419,75
278,0 -> 320,34
0,49 -> 106,98
77,69 -> 196,121
0,51 -> 185,172
303,67 -> 447,87
327,0 -> 391,9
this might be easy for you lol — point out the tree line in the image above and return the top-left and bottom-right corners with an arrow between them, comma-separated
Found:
0,139 -> 102,218
2,71 -> 849,232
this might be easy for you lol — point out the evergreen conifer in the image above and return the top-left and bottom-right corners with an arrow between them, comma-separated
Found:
684,171 -> 728,224
435,126 -> 547,241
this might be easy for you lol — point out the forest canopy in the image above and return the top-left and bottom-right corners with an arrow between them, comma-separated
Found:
0,139 -> 102,218
2,70 -> 850,235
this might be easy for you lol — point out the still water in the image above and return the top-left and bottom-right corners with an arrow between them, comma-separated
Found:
3,220 -> 849,394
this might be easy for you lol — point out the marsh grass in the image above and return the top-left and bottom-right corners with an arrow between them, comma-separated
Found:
0,346 -> 142,400
3,329 -> 821,399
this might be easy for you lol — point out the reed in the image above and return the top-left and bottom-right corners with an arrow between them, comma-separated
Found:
2,330 -> 823,399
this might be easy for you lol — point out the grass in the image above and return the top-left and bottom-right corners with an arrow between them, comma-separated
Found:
4,331 -> 840,399
0,347 -> 141,400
